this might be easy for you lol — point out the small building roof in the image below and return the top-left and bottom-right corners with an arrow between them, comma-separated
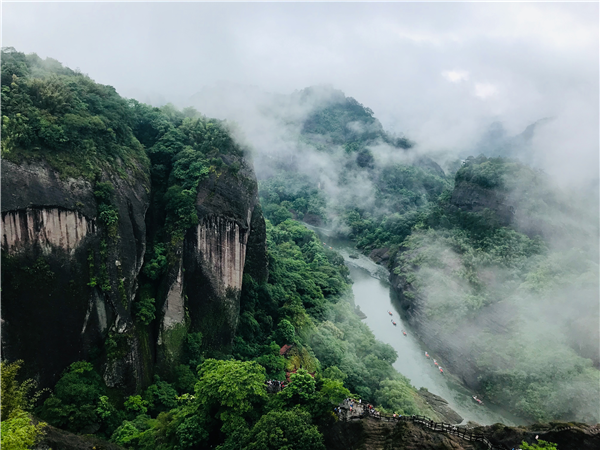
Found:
279,344 -> 293,356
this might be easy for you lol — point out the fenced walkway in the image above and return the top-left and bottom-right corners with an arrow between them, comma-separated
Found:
336,400 -> 509,450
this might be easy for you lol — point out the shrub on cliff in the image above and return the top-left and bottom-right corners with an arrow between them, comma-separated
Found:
237,408 -> 325,450
38,361 -> 105,433
0,360 -> 47,450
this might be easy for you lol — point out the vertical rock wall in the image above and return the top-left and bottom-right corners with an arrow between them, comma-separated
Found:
196,215 -> 249,295
1,160 -> 150,391
163,158 -> 266,353
2,208 -> 95,254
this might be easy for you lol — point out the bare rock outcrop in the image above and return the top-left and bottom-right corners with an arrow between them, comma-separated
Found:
1,159 -> 150,391
156,153 -> 267,363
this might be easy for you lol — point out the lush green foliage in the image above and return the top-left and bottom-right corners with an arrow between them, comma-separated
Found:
240,408 -> 326,450
259,162 -> 448,259
0,412 -> 47,450
299,87 -> 411,150
33,218 -> 432,448
0,360 -> 47,450
135,286 -> 156,325
520,440 -> 558,450
38,361 -> 106,432
13,48 -> 596,449
1,47 -> 149,180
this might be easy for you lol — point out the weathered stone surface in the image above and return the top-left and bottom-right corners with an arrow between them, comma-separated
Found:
417,390 -> 463,425
180,156 -> 265,350
369,247 -> 390,266
195,215 -> 249,294
161,261 -> 185,331
1,160 -> 97,217
324,417 -> 479,450
324,416 -> 600,450
3,150 -> 268,388
2,208 -> 94,255
32,418 -> 124,450
1,159 -> 150,390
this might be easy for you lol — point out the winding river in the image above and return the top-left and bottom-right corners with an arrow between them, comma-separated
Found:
309,225 -> 522,426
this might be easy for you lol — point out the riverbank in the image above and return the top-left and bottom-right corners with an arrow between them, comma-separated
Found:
304,223 -> 523,426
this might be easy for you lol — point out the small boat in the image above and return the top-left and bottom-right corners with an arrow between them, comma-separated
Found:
388,311 -> 393,316
425,352 -> 430,358
392,321 -> 397,326
472,396 -> 484,405
439,367 -> 444,374
402,330 -> 407,336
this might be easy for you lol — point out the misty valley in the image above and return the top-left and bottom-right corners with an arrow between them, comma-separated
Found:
1,48 -> 598,450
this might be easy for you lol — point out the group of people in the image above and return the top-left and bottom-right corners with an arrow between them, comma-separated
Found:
335,398 -> 368,418
336,398 -> 387,420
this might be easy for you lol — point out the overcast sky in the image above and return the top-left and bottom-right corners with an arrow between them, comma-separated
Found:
3,1 -> 599,185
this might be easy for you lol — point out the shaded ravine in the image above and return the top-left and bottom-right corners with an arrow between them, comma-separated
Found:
308,225 -> 522,426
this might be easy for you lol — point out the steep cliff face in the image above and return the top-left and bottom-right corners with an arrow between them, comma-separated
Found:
2,208 -> 94,253
1,159 -> 150,390
156,155 -> 267,363
185,159 -> 265,349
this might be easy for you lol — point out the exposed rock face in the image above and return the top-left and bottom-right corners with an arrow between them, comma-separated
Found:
161,262 -> 186,331
417,390 -> 463,425
156,155 -> 267,359
184,159 -> 265,349
33,418 -> 124,450
369,247 -> 390,267
1,159 -> 150,390
195,215 -> 249,293
324,417 -> 479,450
2,208 -> 94,254
324,416 -> 600,450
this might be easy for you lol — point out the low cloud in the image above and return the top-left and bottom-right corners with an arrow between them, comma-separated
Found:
442,70 -> 470,83
474,82 -> 499,99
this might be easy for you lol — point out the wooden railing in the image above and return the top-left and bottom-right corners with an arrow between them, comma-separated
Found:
339,409 -> 510,450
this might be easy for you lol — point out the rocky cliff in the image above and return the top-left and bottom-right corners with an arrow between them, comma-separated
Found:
1,158 -> 149,390
324,416 -> 600,450
2,151 -> 267,389
149,153 -> 267,372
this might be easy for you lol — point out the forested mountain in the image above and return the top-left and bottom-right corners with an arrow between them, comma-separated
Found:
1,48 -> 598,450
1,49 -> 446,450
249,88 -> 599,424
